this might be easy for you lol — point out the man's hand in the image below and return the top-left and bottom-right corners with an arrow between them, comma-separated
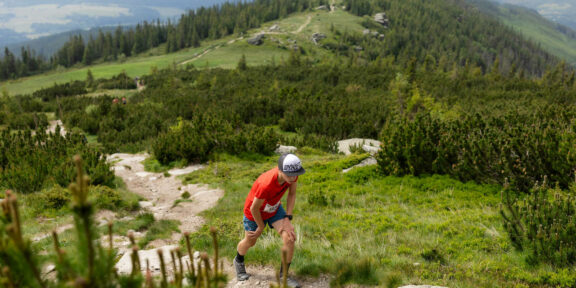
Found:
247,227 -> 264,240
278,219 -> 296,241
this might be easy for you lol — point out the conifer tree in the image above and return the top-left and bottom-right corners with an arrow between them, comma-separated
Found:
237,54 -> 248,71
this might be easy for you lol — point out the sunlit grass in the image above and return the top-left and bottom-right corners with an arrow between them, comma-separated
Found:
181,152 -> 570,287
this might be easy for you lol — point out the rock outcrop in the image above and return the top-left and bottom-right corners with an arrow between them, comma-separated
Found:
374,12 -> 390,28
311,33 -> 327,45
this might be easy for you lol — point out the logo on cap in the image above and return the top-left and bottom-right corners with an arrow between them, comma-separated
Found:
283,154 -> 301,172
279,154 -> 305,176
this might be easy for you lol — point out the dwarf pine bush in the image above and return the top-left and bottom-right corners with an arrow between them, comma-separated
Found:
0,128 -> 114,194
153,115 -> 278,165
501,179 -> 576,266
377,109 -> 576,193
0,156 -> 229,287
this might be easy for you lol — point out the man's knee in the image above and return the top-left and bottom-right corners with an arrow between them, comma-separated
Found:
282,232 -> 295,245
241,235 -> 258,247
246,235 -> 259,247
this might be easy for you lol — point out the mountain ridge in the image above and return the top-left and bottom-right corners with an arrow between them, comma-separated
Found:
491,0 -> 576,30
469,0 -> 576,66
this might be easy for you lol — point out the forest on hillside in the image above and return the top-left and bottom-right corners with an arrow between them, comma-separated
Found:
0,0 -> 327,81
0,0 -> 564,82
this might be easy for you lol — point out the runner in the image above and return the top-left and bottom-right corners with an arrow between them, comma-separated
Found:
233,153 -> 306,288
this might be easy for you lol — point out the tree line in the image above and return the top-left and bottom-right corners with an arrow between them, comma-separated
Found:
0,0 -> 327,81
1,0 -> 568,82
0,47 -> 50,81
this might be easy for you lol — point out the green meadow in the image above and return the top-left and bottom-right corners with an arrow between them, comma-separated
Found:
182,152 -> 574,287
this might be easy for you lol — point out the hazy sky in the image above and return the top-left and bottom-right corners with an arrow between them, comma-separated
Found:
0,3 -> 133,37
0,0 -> 224,41
493,0 -> 574,15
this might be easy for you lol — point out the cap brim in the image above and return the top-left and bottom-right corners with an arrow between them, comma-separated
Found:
283,168 -> 305,177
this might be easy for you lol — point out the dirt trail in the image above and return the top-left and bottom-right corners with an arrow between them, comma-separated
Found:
295,16 -> 312,34
109,153 -> 222,236
180,46 -> 222,65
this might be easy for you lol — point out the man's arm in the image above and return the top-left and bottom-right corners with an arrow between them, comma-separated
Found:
285,182 -> 297,216
249,197 -> 265,239
280,182 -> 297,241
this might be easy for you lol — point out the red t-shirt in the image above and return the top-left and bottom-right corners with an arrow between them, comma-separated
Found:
244,167 -> 297,221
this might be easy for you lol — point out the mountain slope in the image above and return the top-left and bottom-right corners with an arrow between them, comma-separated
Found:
1,0 -> 566,96
469,0 -> 576,66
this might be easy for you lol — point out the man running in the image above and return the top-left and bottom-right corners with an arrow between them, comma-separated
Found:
233,153 -> 306,288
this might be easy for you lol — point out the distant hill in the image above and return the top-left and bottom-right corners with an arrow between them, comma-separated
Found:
469,0 -> 576,66
5,27 -> 118,58
490,0 -> 576,30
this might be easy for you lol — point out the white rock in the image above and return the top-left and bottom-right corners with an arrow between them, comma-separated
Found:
115,245 -> 179,274
139,201 -> 153,208
362,144 -> 380,155
337,138 -> 381,155
342,157 -> 377,173
275,145 -> 297,154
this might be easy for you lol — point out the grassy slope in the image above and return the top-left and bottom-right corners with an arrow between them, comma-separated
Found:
489,4 -> 576,66
0,8 -> 365,96
183,152 -> 554,287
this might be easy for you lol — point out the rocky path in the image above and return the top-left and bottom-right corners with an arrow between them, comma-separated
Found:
108,153 -> 221,237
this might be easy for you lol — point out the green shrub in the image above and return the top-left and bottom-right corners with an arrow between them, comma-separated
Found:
138,219 -> 180,248
113,213 -> 156,236
307,189 -> 335,206
0,129 -> 114,193
377,109 -> 576,193
152,115 -> 279,165
23,185 -> 72,217
32,80 -> 87,101
331,257 -> 379,286
42,185 -> 71,210
420,248 -> 446,264
501,182 -> 576,266
89,185 -> 122,210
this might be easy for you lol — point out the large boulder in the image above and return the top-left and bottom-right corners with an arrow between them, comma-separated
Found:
247,33 -> 265,45
269,24 -> 280,32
